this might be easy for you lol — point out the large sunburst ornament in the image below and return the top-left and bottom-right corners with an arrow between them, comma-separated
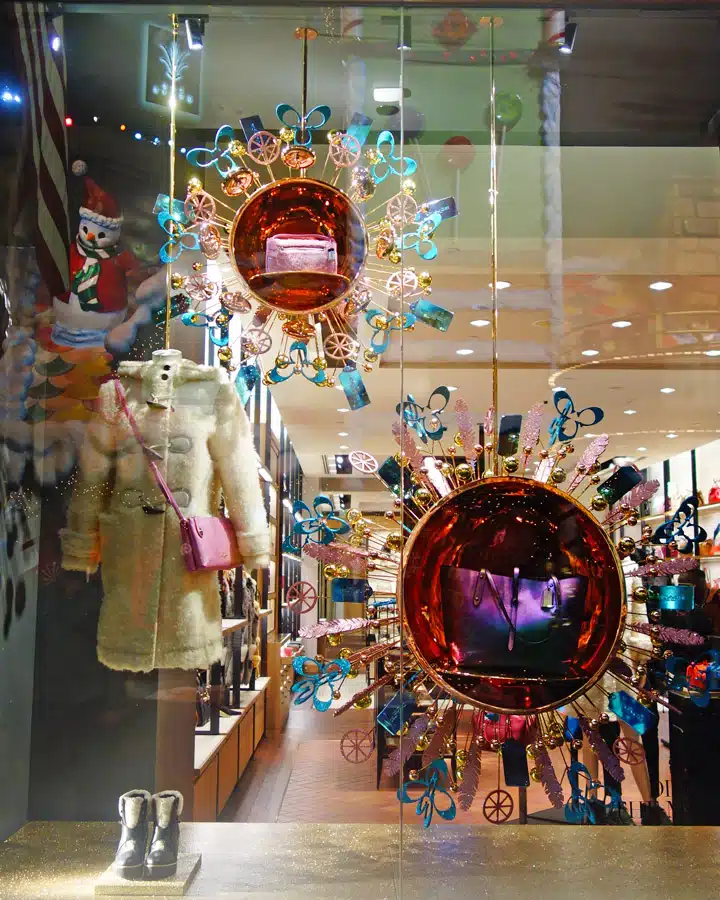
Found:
156,33 -> 455,410
292,392 -> 706,826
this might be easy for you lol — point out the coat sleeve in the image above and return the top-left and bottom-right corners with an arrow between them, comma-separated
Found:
208,381 -> 270,571
60,381 -> 118,573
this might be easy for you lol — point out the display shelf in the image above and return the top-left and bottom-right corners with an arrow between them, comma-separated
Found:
221,617 -> 248,636
641,501 -> 720,525
699,556 -> 720,565
257,608 -> 272,618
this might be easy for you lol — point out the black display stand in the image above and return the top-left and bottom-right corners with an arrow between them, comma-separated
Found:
669,689 -> 720,824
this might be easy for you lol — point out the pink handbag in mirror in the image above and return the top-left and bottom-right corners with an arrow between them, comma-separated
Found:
266,233 -> 338,274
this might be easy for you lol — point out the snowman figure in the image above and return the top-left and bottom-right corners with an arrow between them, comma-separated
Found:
51,160 -> 141,347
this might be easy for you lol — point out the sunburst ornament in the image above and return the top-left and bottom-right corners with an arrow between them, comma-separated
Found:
155,32 -> 456,411
289,389 -> 704,827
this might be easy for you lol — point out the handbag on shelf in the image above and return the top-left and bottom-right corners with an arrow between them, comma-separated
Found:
709,480 -> 720,504
114,378 -> 241,573
478,712 -> 532,745
195,674 -> 211,727
440,565 -> 587,676
265,233 -> 338,275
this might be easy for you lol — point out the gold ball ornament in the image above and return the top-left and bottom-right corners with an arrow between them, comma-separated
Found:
312,357 -> 327,371
170,273 -> 186,290
408,769 -> 420,781
440,462 -> 454,477
455,463 -> 473,482
617,536 -> 636,557
417,272 -> 432,290
503,456 -> 519,474
323,564 -> 339,580
192,261 -> 204,272
627,514 -> 639,526
326,634 -> 342,647
333,690 -> 342,700
550,467 -> 566,485
590,474 -> 602,485
228,139 -> 246,158
364,349 -> 378,364
187,176 -> 203,193
275,354 -> 290,369
217,348 -> 233,362
402,179 -> 416,196
336,565 -> 350,579
353,695 -> 372,710
347,666 -> 359,679
387,248 -> 402,264
416,735 -> 430,752
590,495 -> 608,512
339,648 -> 353,660
385,532 -> 405,552
346,508 -> 363,524
279,127 -> 295,143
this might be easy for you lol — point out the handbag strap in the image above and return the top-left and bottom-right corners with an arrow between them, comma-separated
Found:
112,377 -> 187,524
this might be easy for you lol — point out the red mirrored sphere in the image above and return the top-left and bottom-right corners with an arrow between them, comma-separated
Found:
402,477 -> 625,713
229,178 -> 367,315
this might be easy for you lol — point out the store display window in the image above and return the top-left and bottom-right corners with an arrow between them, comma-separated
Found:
1,4 -> 720,898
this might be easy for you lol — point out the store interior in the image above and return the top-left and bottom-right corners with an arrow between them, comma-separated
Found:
2,4 -> 720,898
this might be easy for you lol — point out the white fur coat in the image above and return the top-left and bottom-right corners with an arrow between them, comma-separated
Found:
60,350 -> 269,672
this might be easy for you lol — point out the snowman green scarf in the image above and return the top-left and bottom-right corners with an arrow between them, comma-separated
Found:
72,236 -> 118,311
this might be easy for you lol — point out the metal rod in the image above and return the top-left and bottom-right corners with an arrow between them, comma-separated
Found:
165,13 -> 179,350
489,17 -> 499,474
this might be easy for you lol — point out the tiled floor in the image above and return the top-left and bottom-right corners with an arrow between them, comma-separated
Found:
223,675 -> 672,827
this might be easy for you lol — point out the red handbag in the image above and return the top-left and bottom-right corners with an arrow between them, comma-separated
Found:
114,379 -> 241,573
474,711 -> 532,745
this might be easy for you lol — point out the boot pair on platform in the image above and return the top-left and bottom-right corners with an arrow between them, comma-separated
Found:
113,790 -> 183,880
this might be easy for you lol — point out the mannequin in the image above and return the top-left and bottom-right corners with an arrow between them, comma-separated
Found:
61,348 -> 270,672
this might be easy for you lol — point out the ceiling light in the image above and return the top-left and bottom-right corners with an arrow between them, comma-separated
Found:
487,281 -> 511,290
337,407 -> 350,413
50,34 -> 61,52
624,409 -> 637,415
339,445 -> 349,450
552,385 -> 566,392
585,433 -> 597,439
471,319 -> 490,328
660,387 -> 675,394
456,348 -> 474,356
134,132 -> 142,140
373,87 -> 402,103
559,21 -> 578,54
666,433 -> 678,439
705,350 -> 720,357
184,16 -> 206,50
447,386 -> 458,392
336,455 -> 344,463
581,349 -> 599,357
338,432 -> 349,437
649,281 -> 673,291
637,446 -> 648,452
612,320 -> 632,329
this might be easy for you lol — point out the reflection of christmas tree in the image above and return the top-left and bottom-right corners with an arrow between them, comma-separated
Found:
25,343 -> 111,424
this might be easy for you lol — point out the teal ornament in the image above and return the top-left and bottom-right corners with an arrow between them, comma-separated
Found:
338,366 -> 370,410
371,130 -> 418,184
281,534 -> 302,557
151,294 -> 189,326
267,341 -> 327,386
186,125 -> 240,176
377,690 -> 417,736
292,494 -> 350,546
377,456 -> 412,500
653,496 -> 707,553
396,386 -> 450,444
398,759 -> 456,828
400,213 -> 442,261
493,92 -> 524,131
276,102 -> 331,147
291,657 -> 351,712
410,299 -> 454,332
564,761 -> 603,824
157,210 -> 199,264
658,583 -> 695,612
365,308 -> 417,355
153,194 -> 189,226
608,690 -> 658,736
234,363 -> 259,407
548,389 -> 604,445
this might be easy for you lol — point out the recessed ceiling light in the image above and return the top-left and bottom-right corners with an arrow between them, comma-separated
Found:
339,445 -> 349,450
660,387 -> 675,394
624,409 -> 637,415
447,385 -> 458,392
552,385 -> 566,392
585,433 -> 597,438
637,446 -> 647,452
337,407 -> 350,413
666,433 -> 678,439
612,320 -> 632,329
456,348 -> 474,356
487,281 -> 511,290
582,349 -> 599,357
338,431 -> 349,437
649,281 -> 673,291
335,455 -> 344,463
705,350 -> 720,357
470,319 -> 490,328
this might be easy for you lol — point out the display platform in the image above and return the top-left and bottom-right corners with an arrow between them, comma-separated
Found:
94,854 -> 201,896
2,822 -> 720,899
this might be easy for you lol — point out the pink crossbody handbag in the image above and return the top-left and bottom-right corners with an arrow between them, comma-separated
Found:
113,378 -> 241,572
265,233 -> 338,274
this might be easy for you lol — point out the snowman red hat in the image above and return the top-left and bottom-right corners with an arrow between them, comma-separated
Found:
72,159 -> 123,229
